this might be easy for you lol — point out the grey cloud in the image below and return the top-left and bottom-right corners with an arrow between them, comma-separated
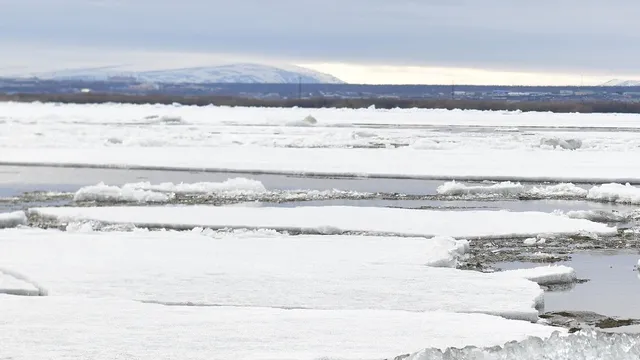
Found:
3,0 -> 640,74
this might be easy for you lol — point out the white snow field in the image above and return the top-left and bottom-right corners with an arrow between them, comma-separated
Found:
0,228 -> 544,321
28,205 -> 616,239
0,296 -> 561,360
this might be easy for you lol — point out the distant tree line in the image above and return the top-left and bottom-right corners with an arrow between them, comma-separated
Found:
3,93 -> 640,114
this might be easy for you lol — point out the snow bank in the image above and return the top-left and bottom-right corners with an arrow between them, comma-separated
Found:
74,183 -> 172,203
28,205 -> 617,239
408,331 -> 639,360
0,229 -> 543,321
588,183 -> 640,204
0,211 -> 27,228
2,146 -> 640,183
496,265 -> 577,286
437,181 -> 524,196
0,297 -> 561,360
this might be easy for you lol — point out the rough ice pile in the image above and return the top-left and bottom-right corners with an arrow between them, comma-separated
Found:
27,205 -> 617,239
587,183 -> 640,204
74,183 -> 173,203
436,181 -> 524,197
438,180 -> 640,204
407,331 -> 640,360
72,179 -> 376,203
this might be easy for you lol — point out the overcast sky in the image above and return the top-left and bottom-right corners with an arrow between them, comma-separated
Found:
2,0 -> 640,84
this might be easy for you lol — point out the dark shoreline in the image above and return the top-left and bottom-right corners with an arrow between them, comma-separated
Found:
4,93 -> 640,114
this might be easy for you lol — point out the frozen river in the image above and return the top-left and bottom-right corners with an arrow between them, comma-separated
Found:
1,102 -> 640,359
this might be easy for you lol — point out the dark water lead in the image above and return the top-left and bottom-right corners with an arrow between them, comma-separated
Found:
497,251 -> 640,320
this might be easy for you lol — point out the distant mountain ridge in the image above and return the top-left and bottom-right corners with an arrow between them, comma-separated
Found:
28,63 -> 345,84
599,79 -> 640,87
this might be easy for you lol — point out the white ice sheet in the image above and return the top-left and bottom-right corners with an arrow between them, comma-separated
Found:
2,146 -> 638,183
28,205 -> 616,239
0,228 -> 543,321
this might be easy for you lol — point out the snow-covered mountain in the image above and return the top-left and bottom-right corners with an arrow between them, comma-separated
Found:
600,79 -> 640,87
30,63 -> 345,84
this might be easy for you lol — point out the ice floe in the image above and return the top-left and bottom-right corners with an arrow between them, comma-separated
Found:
496,265 -> 577,286
0,211 -> 27,228
0,228 -> 543,321
27,205 -> 617,239
0,296 -> 562,360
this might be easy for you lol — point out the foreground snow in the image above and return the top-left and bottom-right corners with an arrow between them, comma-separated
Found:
0,211 -> 27,228
0,229 -> 543,321
0,296 -> 561,360
2,147 -> 640,183
28,205 -> 616,239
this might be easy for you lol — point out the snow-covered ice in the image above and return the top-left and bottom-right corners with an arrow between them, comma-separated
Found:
27,205 -> 617,239
0,211 -> 27,228
496,265 -> 577,286
0,228 -> 544,321
0,296 -> 561,360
